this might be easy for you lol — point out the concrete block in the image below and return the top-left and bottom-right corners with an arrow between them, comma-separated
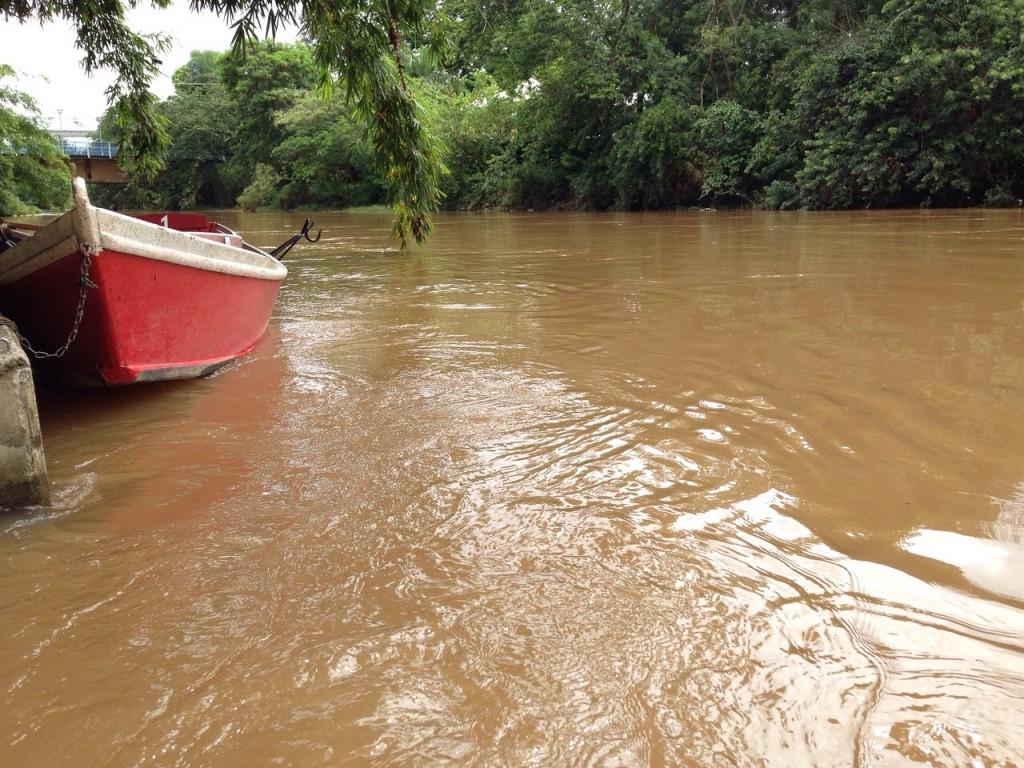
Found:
0,319 -> 49,508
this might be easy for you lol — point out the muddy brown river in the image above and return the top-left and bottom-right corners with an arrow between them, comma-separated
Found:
2,210 -> 1024,766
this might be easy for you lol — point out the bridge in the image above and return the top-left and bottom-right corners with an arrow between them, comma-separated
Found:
51,130 -> 125,183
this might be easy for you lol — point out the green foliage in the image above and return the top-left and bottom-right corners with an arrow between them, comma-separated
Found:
427,74 -> 517,209
609,99 -> 701,209
295,0 -> 450,244
272,92 -> 384,207
983,186 -> 1020,208
429,0 -> 1024,212
0,65 -> 71,215
1,0 -> 173,178
157,52 -> 236,207
4,0 -> 450,246
37,0 -> 1024,222
97,50 -> 240,209
762,180 -> 800,210
86,180 -> 164,210
782,0 -> 1024,208
98,46 -> 388,213
237,162 -> 284,209
697,100 -> 762,203
220,43 -> 316,176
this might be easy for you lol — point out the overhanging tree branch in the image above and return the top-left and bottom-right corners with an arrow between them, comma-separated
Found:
1,0 -> 449,246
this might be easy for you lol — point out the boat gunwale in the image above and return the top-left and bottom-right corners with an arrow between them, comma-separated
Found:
0,179 -> 287,285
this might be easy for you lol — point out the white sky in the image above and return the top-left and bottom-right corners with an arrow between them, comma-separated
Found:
0,2 -> 297,130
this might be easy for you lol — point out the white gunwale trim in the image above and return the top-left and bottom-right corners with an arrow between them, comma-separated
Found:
95,209 -> 286,281
0,178 -> 287,285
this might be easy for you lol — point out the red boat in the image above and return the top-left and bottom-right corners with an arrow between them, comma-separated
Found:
0,178 -> 289,385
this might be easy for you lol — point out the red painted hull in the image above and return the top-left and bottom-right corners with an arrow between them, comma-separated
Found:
1,245 -> 283,385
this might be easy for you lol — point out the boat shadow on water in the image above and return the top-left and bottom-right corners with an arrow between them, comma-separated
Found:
4,329 -> 288,529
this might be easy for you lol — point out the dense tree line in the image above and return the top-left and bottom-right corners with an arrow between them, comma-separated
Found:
439,0 -> 1024,210
11,0 -> 1024,219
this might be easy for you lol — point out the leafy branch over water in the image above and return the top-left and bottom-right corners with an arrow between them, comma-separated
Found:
0,0 -> 448,245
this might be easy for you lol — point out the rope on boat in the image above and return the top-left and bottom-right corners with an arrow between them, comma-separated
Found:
17,245 -> 98,360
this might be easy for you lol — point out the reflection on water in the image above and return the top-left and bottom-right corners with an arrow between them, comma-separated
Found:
2,210 -> 1024,766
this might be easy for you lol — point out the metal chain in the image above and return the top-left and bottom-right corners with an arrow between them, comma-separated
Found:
18,246 -> 98,360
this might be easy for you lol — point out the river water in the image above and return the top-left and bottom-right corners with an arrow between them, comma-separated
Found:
2,210 -> 1024,767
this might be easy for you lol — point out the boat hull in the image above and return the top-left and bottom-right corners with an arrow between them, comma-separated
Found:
1,245 -> 282,385
0,179 -> 287,385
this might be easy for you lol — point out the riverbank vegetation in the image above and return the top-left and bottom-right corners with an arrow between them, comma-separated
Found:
8,0 -> 1024,221
0,66 -> 71,215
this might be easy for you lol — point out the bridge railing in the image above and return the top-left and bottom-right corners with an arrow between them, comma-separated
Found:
54,137 -> 118,159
